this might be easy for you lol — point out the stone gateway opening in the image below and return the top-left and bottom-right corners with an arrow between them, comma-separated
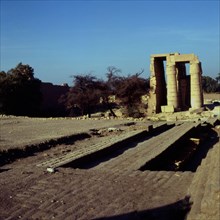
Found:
148,53 -> 203,114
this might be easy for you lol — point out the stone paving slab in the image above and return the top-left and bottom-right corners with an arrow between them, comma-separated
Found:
204,118 -> 220,126
187,140 -> 220,220
0,168 -> 193,220
36,129 -> 147,169
36,122 -> 169,169
1,119 -> 218,220
94,122 -> 198,173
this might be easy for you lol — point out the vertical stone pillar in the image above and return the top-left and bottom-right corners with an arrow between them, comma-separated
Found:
148,58 -> 157,114
199,62 -> 204,106
190,62 -> 203,109
166,63 -> 179,108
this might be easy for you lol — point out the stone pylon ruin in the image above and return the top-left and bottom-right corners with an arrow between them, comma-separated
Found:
148,52 -> 203,114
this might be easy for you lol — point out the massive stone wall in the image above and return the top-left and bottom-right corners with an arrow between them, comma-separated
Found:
148,52 -> 203,114
40,82 -> 69,116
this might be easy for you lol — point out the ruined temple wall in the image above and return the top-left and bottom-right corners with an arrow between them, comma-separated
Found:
148,53 -> 203,114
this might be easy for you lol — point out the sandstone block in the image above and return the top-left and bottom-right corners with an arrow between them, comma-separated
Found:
161,105 -> 174,113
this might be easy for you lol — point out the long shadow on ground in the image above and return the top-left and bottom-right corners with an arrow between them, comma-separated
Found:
93,196 -> 192,220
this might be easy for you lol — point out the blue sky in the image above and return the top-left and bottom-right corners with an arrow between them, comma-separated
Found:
1,0 -> 219,85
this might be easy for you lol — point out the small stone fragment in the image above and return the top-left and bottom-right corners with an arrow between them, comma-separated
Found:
47,167 -> 56,173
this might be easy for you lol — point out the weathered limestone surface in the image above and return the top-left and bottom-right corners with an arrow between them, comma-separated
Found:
166,63 -> 178,108
190,62 -> 203,109
148,53 -> 203,114
161,105 -> 175,113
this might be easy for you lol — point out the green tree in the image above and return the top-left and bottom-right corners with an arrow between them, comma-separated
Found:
202,75 -> 219,93
216,73 -> 220,83
0,63 -> 42,116
62,67 -> 150,118
62,74 -> 105,117
106,67 -> 150,117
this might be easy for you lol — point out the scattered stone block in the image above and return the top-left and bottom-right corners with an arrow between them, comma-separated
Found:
212,106 -> 220,117
189,107 -> 204,114
204,99 -> 213,104
147,125 -> 153,132
190,138 -> 200,145
161,105 -> 175,113
166,115 -> 177,121
107,127 -> 120,132
47,167 -> 56,173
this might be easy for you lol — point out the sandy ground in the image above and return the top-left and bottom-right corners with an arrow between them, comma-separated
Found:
0,116 -> 146,151
203,93 -> 220,100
